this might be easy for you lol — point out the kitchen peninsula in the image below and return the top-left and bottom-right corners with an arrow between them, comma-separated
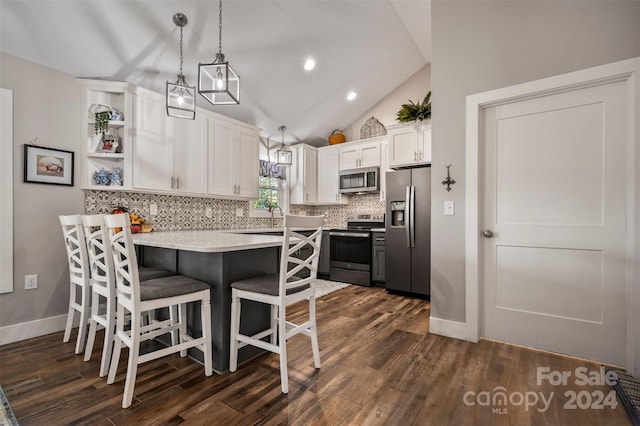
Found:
132,230 -> 284,373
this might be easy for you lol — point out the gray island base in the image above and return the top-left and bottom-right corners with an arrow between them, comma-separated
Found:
133,230 -> 283,373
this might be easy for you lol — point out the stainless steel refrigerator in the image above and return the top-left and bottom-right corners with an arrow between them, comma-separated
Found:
385,166 -> 430,296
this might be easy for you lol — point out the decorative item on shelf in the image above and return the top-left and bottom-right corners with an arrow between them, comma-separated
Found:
275,125 -> 292,167
93,167 -> 111,186
99,135 -> 119,153
94,110 -> 111,137
396,91 -> 431,123
360,116 -> 387,139
110,108 -> 124,121
328,129 -> 346,145
166,13 -> 196,120
110,167 -> 123,186
442,164 -> 456,192
198,0 -> 240,105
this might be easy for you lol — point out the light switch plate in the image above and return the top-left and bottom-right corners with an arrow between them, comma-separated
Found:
205,207 -> 213,218
149,203 -> 158,216
444,201 -> 455,216
236,208 -> 244,217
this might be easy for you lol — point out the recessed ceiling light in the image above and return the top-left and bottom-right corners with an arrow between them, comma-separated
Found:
304,59 -> 316,71
347,91 -> 357,101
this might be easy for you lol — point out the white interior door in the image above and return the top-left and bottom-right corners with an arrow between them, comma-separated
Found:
482,79 -> 628,366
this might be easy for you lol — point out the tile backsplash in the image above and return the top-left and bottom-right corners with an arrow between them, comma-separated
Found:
84,191 -> 384,231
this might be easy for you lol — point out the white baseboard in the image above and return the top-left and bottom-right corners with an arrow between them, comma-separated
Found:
429,316 -> 476,342
0,314 -> 76,346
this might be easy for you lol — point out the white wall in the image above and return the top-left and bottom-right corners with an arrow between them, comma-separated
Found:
430,0 -> 640,329
0,53 -> 84,329
345,64 -> 430,141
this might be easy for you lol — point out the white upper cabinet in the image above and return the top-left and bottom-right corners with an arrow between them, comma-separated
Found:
290,144 -> 317,205
339,138 -> 381,170
132,88 -> 208,194
208,116 -> 259,199
317,145 -> 348,205
78,79 -> 132,190
171,114 -> 209,194
387,122 -> 431,168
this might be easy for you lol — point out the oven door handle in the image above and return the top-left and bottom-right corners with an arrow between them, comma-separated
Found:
329,232 -> 370,238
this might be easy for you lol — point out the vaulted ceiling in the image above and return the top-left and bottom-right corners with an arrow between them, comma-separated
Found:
0,0 -> 430,146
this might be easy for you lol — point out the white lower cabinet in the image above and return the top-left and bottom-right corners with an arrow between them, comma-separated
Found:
208,116 -> 259,199
290,144 -> 317,205
132,89 -> 208,194
317,145 -> 347,205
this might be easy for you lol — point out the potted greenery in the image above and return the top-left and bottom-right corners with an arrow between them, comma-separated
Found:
94,110 -> 110,136
396,91 -> 431,123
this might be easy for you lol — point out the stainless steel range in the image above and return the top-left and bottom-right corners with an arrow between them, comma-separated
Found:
329,213 -> 384,286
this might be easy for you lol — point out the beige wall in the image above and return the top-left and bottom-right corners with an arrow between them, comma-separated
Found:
0,53 -> 85,327
345,64 -> 431,141
430,0 -> 640,326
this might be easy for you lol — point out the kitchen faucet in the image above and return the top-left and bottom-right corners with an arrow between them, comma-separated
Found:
270,205 -> 283,228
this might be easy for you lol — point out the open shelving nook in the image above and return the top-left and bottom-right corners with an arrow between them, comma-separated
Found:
78,79 -> 133,191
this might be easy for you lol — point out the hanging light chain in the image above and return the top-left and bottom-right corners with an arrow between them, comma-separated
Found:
218,0 -> 223,55
179,24 -> 184,77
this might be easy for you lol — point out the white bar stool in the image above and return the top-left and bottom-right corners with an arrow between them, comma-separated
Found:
104,213 -> 213,408
229,215 -> 325,394
59,215 -> 91,355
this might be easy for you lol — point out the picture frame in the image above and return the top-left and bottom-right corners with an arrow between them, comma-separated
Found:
98,135 -> 119,153
24,144 -> 74,186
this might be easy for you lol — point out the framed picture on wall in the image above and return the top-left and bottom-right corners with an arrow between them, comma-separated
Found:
24,144 -> 74,186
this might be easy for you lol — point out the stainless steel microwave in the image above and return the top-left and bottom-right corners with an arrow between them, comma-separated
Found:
339,167 -> 380,194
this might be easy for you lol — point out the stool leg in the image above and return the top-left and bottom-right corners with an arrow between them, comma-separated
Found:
122,314 -> 141,409
63,290 -> 75,344
270,305 -> 278,345
278,306 -> 288,394
99,292 -> 116,377
309,295 -> 321,369
201,296 -> 213,377
107,304 -> 125,385
229,293 -> 240,372
179,304 -> 187,357
83,291 -> 100,361
75,284 -> 90,354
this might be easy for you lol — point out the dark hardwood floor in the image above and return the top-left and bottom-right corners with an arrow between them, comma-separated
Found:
0,285 -> 632,425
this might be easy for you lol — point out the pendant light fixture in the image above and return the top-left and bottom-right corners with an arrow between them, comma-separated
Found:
275,125 -> 292,167
198,0 -> 240,105
166,13 -> 196,120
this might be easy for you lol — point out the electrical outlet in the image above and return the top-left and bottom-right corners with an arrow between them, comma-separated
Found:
149,203 -> 158,216
236,208 -> 244,217
205,207 -> 213,218
299,209 -> 307,216
25,274 -> 38,290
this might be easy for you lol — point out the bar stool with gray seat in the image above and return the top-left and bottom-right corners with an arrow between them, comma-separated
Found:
59,214 -> 92,355
229,214 -> 325,394
104,213 -> 213,408
81,214 -> 175,378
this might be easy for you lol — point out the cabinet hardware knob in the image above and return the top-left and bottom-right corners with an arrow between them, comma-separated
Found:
483,230 -> 494,238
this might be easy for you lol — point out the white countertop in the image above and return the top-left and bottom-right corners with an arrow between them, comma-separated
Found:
132,230 -> 284,253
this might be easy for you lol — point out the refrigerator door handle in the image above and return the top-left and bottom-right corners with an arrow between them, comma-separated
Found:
410,185 -> 416,248
405,186 -> 411,248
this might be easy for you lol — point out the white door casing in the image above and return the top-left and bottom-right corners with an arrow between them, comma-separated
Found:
0,88 -> 13,294
465,57 -> 639,373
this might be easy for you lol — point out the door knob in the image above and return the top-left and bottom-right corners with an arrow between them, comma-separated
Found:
483,230 -> 494,238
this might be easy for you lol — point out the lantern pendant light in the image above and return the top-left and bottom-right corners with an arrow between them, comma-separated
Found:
166,13 -> 196,120
198,0 -> 240,105
275,125 -> 292,167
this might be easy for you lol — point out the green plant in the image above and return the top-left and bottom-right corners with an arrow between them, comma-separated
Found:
396,91 -> 431,123
94,111 -> 110,136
